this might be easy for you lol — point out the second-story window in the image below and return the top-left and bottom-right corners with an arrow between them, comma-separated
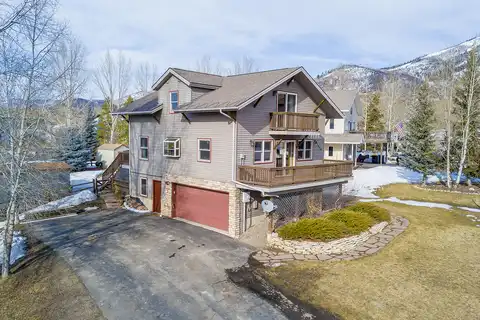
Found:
140,137 -> 149,160
254,140 -> 272,163
198,139 -> 211,162
277,92 -> 297,112
170,91 -> 179,112
329,119 -> 335,129
298,140 -> 313,160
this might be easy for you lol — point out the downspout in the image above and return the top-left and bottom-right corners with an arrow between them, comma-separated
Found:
219,109 -> 235,122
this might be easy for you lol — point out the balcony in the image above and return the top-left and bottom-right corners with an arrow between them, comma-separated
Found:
269,112 -> 319,134
237,160 -> 353,187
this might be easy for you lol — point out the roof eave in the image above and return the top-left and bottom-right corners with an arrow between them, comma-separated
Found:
151,68 -> 191,91
112,105 -> 163,116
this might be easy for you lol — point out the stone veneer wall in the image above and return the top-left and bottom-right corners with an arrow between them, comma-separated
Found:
267,221 -> 388,255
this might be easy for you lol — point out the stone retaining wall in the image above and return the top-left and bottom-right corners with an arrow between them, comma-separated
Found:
267,221 -> 389,255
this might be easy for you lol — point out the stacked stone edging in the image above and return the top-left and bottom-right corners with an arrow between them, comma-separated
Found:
268,221 -> 389,255
413,185 -> 480,195
253,216 -> 409,267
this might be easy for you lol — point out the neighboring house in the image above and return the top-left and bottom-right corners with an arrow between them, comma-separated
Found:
113,67 -> 353,238
96,144 -> 129,168
323,90 -> 364,164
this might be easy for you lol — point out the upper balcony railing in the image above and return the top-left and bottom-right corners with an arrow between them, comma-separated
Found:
270,112 -> 319,132
237,160 -> 353,187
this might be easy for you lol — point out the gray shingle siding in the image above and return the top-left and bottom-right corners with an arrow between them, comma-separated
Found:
129,75 -> 234,199
236,81 -> 326,168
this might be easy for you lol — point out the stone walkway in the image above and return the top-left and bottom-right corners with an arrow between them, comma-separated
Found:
252,216 -> 409,267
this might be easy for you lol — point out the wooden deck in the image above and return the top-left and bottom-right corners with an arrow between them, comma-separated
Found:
269,112 -> 319,132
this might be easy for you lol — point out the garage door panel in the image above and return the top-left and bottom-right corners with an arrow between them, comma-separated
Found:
173,184 -> 229,231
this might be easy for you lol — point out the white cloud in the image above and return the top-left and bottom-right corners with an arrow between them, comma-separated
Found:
57,0 -> 480,97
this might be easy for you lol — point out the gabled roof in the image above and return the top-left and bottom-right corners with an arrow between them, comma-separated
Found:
325,90 -> 358,112
152,68 -> 223,90
112,92 -> 161,115
176,67 -> 344,118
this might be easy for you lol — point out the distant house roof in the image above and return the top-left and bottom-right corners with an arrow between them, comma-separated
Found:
324,133 -> 364,144
32,162 -> 71,172
115,66 -> 344,118
98,143 -> 128,151
112,92 -> 161,115
325,90 -> 358,113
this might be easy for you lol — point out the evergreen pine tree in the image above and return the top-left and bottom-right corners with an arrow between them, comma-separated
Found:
365,93 -> 385,132
115,96 -> 133,145
97,99 -> 112,145
401,82 -> 436,184
63,128 -> 91,172
83,106 -> 98,161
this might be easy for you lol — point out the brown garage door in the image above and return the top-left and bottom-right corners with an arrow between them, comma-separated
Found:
172,184 -> 229,231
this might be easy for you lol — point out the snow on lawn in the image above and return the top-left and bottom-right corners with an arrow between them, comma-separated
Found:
25,190 -> 97,215
360,197 -> 452,210
458,207 -> 480,213
345,166 -> 439,198
0,230 -> 26,266
70,170 -> 103,192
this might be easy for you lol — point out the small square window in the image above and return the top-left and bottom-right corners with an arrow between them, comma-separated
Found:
198,139 -> 211,162
254,140 -> 273,163
140,178 -> 147,197
140,137 -> 148,160
329,120 -> 334,129
298,140 -> 313,160
163,138 -> 181,157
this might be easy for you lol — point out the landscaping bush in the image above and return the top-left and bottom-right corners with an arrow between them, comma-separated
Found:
348,202 -> 391,222
325,209 -> 376,234
277,218 -> 349,241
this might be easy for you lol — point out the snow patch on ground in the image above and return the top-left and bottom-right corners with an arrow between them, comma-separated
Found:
0,230 -> 26,266
70,170 -> 103,192
123,202 -> 151,214
345,166 -> 439,198
458,207 -> 480,213
360,197 -> 453,209
25,190 -> 97,215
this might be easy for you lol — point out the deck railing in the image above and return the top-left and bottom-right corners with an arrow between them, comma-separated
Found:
270,112 -> 319,132
237,160 -> 353,187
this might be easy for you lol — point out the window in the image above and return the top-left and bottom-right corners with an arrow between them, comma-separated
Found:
170,91 -> 179,112
298,140 -> 313,160
163,138 -> 181,157
277,92 -> 297,112
140,137 -> 148,160
350,107 -> 353,115
140,178 -> 147,197
329,119 -> 334,129
328,146 -> 334,157
254,140 -> 272,163
198,139 -> 211,162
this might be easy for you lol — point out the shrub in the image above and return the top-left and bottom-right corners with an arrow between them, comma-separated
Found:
277,218 -> 349,242
326,209 -> 375,234
348,202 -> 391,222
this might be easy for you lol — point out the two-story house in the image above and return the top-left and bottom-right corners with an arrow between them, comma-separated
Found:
323,90 -> 364,165
113,67 -> 353,238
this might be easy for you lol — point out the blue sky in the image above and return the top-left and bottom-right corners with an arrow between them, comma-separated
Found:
57,0 -> 480,98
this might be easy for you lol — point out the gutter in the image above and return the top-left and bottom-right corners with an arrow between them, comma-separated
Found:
219,109 -> 235,122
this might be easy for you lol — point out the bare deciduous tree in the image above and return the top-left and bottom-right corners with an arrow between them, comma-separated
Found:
93,50 -> 131,143
135,62 -> 158,93
381,74 -> 403,155
0,0 -> 78,278
231,56 -> 258,75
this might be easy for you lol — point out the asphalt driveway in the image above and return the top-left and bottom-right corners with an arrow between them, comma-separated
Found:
29,209 -> 286,320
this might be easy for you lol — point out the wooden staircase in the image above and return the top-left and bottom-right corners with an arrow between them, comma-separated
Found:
99,189 -> 123,209
94,151 -> 129,209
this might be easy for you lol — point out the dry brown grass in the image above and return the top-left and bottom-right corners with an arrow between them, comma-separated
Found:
375,183 -> 480,208
262,202 -> 480,320
0,230 -> 104,320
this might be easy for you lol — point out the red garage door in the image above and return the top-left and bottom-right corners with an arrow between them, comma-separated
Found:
172,184 -> 229,231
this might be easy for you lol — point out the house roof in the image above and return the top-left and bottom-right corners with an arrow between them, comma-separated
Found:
32,162 -> 71,172
325,90 -> 358,112
112,92 -> 162,115
324,133 -> 364,144
152,68 -> 223,90
98,143 -> 127,151
115,66 -> 344,118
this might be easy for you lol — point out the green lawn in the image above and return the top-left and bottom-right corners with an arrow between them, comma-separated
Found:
0,229 -> 104,320
375,183 -> 480,207
262,202 -> 480,320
